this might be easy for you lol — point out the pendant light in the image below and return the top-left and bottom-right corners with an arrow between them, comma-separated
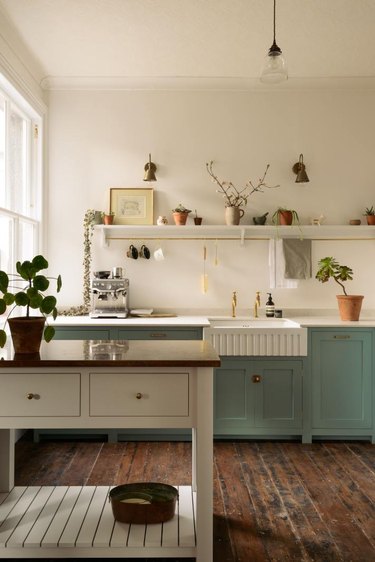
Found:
260,0 -> 288,84
143,153 -> 157,182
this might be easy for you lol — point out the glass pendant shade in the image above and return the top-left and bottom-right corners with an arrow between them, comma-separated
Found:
260,0 -> 288,84
260,46 -> 288,84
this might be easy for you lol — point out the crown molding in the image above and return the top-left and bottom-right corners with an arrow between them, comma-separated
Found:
40,75 -> 375,92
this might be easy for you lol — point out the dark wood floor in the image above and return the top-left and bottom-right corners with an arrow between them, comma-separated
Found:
13,437 -> 375,562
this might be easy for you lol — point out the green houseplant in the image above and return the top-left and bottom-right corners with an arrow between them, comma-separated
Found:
315,256 -> 363,321
364,206 -> 375,225
0,255 -> 62,353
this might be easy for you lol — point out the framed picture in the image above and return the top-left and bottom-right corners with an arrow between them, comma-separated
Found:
110,188 -> 154,225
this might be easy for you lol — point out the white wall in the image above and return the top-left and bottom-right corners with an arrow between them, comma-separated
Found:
47,87 -> 375,314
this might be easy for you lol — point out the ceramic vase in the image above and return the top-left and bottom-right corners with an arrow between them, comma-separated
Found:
225,206 -> 244,225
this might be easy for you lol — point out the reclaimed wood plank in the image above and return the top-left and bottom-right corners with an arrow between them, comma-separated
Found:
284,442 -> 375,562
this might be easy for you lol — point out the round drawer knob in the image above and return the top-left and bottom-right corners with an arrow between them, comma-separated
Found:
252,375 -> 261,383
26,393 -> 40,400
136,392 -> 143,399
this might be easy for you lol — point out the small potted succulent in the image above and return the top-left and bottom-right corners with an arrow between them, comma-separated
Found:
363,206 -> 375,225
194,209 -> 203,225
102,211 -> 115,225
172,204 -> 192,225
0,255 -> 62,353
315,256 -> 363,321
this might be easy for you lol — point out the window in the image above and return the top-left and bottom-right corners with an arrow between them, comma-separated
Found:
0,76 -> 42,274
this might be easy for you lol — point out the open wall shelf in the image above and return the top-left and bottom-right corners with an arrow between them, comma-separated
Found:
94,224 -> 375,247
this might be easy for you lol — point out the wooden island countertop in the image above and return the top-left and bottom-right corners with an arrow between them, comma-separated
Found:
0,338 -> 221,368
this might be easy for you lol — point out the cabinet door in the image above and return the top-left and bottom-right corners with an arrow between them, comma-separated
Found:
214,360 -> 254,434
251,361 -> 303,429
311,330 -> 372,429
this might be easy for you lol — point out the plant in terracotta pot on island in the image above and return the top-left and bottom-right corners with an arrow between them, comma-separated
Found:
0,255 -> 62,353
364,206 -> 375,225
172,204 -> 192,225
206,161 -> 279,225
315,256 -> 364,321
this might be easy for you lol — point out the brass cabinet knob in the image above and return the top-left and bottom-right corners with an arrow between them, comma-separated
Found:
252,375 -> 261,383
26,393 -> 40,400
136,392 -> 143,399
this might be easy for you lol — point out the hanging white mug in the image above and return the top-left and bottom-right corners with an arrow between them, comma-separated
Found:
153,247 -> 165,261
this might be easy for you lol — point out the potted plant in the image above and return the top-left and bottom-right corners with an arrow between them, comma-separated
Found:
102,211 -> 115,225
272,207 -> 300,226
172,204 -> 192,225
315,256 -> 363,321
194,209 -> 203,225
206,161 -> 279,225
0,255 -> 62,353
364,206 -> 375,225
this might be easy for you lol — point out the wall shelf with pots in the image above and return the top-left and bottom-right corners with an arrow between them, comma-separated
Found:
95,224 -> 375,248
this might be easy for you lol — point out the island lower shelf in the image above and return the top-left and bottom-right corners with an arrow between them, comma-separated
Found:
0,485 -> 196,558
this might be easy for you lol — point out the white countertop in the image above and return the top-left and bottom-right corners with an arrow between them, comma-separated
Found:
51,314 -> 375,328
51,315 -> 211,327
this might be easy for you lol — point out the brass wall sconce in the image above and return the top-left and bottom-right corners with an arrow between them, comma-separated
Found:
292,154 -> 310,183
143,153 -> 157,182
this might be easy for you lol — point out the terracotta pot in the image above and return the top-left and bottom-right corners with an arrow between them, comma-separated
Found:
173,212 -> 189,225
278,210 -> 293,225
103,214 -> 114,225
8,317 -> 46,354
336,295 -> 364,321
225,206 -> 244,225
366,215 -> 375,225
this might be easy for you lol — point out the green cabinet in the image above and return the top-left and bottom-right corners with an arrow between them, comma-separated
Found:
53,325 -> 202,341
214,357 -> 303,437
310,329 -> 373,439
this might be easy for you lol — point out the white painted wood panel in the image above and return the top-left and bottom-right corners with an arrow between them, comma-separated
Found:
89,372 -> 189,416
0,373 -> 80,416
0,486 -> 196,557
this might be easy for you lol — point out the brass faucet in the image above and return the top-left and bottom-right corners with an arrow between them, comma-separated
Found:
232,291 -> 237,318
254,291 -> 261,318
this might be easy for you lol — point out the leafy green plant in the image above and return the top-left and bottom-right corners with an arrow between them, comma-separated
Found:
172,204 -> 192,213
315,256 -> 353,296
364,206 -> 375,216
0,255 -> 62,347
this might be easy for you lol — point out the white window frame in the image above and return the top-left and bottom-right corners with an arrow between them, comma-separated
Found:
0,76 -> 42,274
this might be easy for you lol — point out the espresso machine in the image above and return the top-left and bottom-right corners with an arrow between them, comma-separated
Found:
90,268 -> 129,318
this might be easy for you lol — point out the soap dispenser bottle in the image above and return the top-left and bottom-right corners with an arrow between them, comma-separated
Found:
266,293 -> 275,317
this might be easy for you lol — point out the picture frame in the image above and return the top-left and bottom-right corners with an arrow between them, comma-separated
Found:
110,188 -> 154,225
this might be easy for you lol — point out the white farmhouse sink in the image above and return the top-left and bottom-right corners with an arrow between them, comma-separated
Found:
203,317 -> 307,356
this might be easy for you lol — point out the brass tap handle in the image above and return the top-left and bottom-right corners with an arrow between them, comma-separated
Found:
232,291 -> 237,318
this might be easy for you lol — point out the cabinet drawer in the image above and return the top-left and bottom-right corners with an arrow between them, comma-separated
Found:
89,372 -> 189,416
117,328 -> 202,340
0,373 -> 80,416
54,328 -> 111,340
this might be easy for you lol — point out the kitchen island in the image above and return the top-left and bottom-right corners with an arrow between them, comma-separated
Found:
0,339 -> 220,561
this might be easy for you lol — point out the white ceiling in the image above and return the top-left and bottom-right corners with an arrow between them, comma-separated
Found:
0,0 -> 374,88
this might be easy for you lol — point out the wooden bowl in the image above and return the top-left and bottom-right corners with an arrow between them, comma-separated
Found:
109,482 -> 178,524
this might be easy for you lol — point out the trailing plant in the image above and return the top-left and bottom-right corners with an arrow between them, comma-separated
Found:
206,161 -> 279,208
271,207 -> 300,225
315,256 -> 353,296
0,255 -> 62,347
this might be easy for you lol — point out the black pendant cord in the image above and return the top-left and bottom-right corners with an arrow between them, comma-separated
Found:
273,0 -> 276,44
